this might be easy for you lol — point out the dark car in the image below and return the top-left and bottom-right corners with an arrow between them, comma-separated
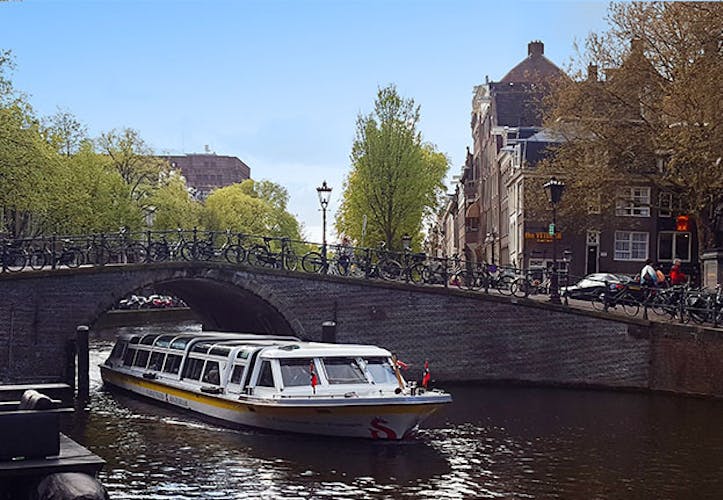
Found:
561,273 -> 633,301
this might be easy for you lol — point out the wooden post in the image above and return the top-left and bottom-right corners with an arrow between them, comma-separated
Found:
65,336 -> 76,394
76,326 -> 89,400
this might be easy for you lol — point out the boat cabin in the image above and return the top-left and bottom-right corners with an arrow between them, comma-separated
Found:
105,332 -> 404,397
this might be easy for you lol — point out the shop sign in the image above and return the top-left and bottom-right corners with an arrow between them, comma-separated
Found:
524,231 -> 562,243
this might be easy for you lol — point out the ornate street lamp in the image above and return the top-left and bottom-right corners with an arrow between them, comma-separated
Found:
485,231 -> 496,264
316,181 -> 332,262
543,177 -> 565,304
401,233 -> 412,252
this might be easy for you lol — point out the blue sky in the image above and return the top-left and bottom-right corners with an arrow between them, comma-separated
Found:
1,0 -> 609,242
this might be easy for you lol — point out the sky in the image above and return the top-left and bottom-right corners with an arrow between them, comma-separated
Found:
1,0 -> 610,243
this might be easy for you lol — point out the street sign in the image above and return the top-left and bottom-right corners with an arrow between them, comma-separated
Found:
548,223 -> 555,236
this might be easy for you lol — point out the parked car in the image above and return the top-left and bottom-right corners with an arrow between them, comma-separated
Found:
561,273 -> 633,301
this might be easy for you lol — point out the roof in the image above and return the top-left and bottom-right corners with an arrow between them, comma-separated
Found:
499,42 -> 566,84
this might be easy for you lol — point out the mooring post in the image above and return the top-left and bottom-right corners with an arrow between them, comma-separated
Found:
321,321 -> 337,343
76,325 -> 90,400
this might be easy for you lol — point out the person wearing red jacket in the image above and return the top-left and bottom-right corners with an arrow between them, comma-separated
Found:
670,258 -> 687,285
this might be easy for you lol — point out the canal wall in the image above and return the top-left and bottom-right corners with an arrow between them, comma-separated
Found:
0,263 -> 721,398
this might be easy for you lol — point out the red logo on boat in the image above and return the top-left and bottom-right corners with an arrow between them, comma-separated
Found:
369,417 -> 397,440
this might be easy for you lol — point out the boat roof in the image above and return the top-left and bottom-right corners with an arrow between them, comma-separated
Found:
114,332 -> 392,358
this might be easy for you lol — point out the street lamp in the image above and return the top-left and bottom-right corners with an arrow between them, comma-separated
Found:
543,177 -> 565,304
316,181 -> 332,261
401,233 -> 412,252
485,231 -> 496,264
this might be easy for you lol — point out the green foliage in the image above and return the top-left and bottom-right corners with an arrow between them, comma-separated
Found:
201,179 -> 303,240
336,84 -> 449,251
148,171 -> 202,230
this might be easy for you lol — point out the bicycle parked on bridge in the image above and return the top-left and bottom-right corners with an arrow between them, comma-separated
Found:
247,236 -> 298,270
591,280 -> 646,317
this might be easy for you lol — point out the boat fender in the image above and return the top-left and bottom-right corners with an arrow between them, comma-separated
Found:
344,392 -> 358,398
394,387 -> 402,395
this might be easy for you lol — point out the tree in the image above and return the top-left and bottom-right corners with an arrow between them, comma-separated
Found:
540,2 -> 723,251
336,85 -> 449,250
43,107 -> 89,157
147,171 -> 201,230
96,128 -> 170,207
201,179 -> 304,239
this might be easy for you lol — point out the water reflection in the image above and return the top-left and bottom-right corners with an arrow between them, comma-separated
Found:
61,324 -> 723,499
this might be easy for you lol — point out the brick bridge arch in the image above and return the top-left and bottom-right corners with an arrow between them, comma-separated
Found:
2,261 -> 721,398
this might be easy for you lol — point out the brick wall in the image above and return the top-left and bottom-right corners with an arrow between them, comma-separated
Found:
0,263 -> 720,398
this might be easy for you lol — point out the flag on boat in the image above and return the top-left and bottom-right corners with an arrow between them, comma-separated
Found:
421,360 -> 431,388
310,361 -> 318,393
396,359 -> 410,371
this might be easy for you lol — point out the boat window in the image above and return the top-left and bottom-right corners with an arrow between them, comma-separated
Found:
140,335 -> 159,345
192,342 -> 213,354
129,336 -> 141,344
123,347 -> 137,366
110,341 -> 126,360
202,361 -> 221,385
322,357 -> 368,385
148,352 -> 165,371
279,358 -> 315,387
133,349 -> 150,368
154,336 -> 174,348
364,357 -> 397,384
182,357 -> 204,380
256,361 -> 275,387
210,346 -> 231,357
230,364 -> 245,384
170,337 -> 191,350
163,354 -> 182,374
237,350 -> 250,360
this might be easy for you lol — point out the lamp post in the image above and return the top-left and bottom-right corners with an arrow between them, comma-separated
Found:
543,177 -> 565,304
401,233 -> 412,252
485,231 -> 496,264
316,181 -> 332,264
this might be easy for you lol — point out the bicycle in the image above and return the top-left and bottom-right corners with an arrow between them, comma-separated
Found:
512,269 -> 551,298
247,237 -> 298,270
591,281 -> 644,316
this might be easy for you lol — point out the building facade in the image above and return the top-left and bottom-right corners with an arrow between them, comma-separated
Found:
163,153 -> 251,200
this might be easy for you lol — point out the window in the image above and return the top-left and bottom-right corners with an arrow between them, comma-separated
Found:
616,187 -> 650,217
163,354 -> 182,374
148,352 -> 165,371
202,361 -> 221,385
363,357 -> 397,384
614,231 -> 649,261
133,349 -> 150,368
658,232 -> 691,262
229,364 -> 246,384
182,357 -> 204,380
256,361 -> 275,387
322,357 -> 368,385
279,358 -> 315,387
659,192 -> 673,218
123,348 -> 137,367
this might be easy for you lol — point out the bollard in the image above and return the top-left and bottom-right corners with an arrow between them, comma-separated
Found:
321,321 -> 337,343
76,325 -> 90,400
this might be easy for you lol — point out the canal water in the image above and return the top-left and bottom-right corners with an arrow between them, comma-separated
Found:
65,322 -> 723,499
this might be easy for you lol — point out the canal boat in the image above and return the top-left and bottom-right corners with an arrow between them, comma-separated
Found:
100,331 -> 452,440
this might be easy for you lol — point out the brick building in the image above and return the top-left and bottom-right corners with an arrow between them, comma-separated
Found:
162,153 -> 251,200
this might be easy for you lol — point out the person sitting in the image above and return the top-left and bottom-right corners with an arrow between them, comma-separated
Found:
655,265 -> 668,288
670,258 -> 687,285
640,258 -> 657,287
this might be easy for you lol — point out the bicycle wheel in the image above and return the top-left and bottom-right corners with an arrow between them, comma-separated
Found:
621,294 -> 640,317
125,243 -> 147,264
495,275 -> 515,296
180,243 -> 200,261
301,252 -> 325,273
4,248 -> 27,272
379,259 -> 402,280
408,263 -> 426,284
685,294 -> 709,324
247,245 -> 271,267
148,242 -> 169,262
224,245 -> 247,265
512,277 -> 531,298
591,292 -> 607,311
28,247 -> 47,270
283,252 -> 298,271
62,247 -> 83,268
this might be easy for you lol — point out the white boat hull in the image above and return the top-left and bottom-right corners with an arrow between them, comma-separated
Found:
100,367 -> 448,440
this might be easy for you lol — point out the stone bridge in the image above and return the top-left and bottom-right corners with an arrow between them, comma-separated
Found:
1,262 -> 722,398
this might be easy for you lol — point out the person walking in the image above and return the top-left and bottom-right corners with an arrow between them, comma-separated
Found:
640,258 -> 657,287
670,258 -> 687,285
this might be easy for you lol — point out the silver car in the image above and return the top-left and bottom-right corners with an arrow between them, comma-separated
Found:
561,273 -> 632,300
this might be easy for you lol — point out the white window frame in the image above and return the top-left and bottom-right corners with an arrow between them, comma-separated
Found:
616,187 -> 651,217
614,231 -> 649,261
657,231 -> 692,262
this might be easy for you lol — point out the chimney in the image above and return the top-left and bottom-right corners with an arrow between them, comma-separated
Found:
528,40 -> 544,56
587,63 -> 598,82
